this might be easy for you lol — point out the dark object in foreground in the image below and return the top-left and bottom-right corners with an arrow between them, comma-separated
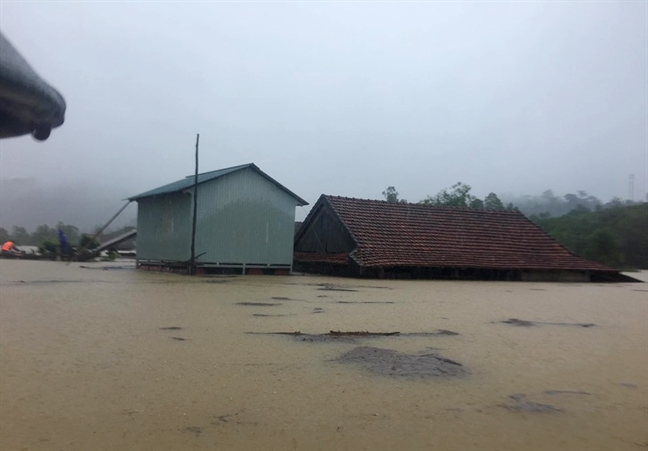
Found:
499,318 -> 595,328
0,32 -> 66,140
335,346 -> 468,377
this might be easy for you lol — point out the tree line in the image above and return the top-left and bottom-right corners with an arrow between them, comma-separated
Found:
382,183 -> 514,210
0,224 -> 136,251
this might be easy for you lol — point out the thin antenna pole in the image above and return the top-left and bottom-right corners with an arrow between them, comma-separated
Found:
190,133 -> 200,275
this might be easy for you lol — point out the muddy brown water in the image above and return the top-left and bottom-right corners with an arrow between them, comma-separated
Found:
1,260 -> 646,450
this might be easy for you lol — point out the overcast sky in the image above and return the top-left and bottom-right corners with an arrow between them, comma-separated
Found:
0,2 -> 646,229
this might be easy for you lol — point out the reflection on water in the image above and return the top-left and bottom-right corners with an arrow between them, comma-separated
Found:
1,260 -> 646,450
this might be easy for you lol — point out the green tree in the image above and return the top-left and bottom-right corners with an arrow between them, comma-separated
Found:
534,203 -> 647,269
10,226 -> 30,245
31,224 -> 57,245
586,229 -> 619,266
0,228 -> 9,244
382,186 -> 407,204
420,182 -> 476,208
484,193 -> 504,210
79,234 -> 99,250
470,198 -> 484,209
382,186 -> 399,203
38,239 -> 58,259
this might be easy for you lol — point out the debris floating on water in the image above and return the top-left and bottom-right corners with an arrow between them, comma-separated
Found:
499,394 -> 563,413
317,284 -> 358,292
252,313 -> 296,317
236,302 -> 282,307
543,390 -> 591,396
335,346 -> 468,377
498,318 -> 595,328
337,301 -> 394,304
247,330 -> 460,342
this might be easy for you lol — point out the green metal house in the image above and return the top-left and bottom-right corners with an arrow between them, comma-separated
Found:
128,163 -> 307,274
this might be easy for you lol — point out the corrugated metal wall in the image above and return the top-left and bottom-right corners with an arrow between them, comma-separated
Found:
136,192 -> 192,261
194,168 -> 298,265
136,167 -> 299,266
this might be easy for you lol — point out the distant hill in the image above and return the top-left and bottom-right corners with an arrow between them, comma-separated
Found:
0,178 -> 136,232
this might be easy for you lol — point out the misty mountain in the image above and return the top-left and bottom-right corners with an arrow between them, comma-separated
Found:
0,178 -> 136,233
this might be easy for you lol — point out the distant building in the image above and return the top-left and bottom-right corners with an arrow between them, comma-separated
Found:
129,164 -> 307,274
294,195 -> 625,282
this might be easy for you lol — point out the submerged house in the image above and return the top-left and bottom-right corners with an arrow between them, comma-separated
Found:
129,163 -> 307,274
294,195 -> 625,282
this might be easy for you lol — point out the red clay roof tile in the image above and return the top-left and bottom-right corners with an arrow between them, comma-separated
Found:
318,195 -> 613,272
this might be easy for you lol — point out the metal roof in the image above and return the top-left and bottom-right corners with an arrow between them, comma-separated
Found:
128,163 -> 308,205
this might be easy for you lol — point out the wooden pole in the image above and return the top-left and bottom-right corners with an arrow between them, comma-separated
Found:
190,133 -> 200,275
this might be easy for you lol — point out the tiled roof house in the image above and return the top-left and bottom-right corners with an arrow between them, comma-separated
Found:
293,195 -> 624,281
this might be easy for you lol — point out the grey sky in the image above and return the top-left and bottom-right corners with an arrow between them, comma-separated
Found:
0,2 -> 646,230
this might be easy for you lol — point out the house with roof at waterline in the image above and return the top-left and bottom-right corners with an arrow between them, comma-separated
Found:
129,164 -> 307,274
294,195 -> 630,282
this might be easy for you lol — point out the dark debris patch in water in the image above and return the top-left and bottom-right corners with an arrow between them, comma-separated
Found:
79,265 -> 135,271
317,284 -> 358,292
250,330 -> 459,343
6,279 -> 85,286
171,337 -> 187,341
183,426 -> 203,437
160,326 -> 182,330
335,346 -> 468,377
252,313 -> 296,317
543,390 -> 591,396
499,394 -> 562,414
236,302 -> 282,307
271,296 -> 292,300
498,318 -> 595,328
337,301 -> 395,304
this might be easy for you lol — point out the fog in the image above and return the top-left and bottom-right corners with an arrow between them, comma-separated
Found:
0,2 -> 646,231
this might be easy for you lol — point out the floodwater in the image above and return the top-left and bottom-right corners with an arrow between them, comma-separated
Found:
1,260 -> 646,451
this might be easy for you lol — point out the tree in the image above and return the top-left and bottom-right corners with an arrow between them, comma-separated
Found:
0,228 -> 9,244
31,224 -> 57,245
79,234 -> 99,250
586,229 -> 619,266
420,182 -> 476,208
10,226 -> 30,245
484,193 -> 504,210
382,186 -> 399,203
470,198 -> 484,209
382,186 -> 407,204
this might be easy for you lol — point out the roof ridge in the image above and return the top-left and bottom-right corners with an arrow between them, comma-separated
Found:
184,163 -> 253,178
323,194 -> 521,213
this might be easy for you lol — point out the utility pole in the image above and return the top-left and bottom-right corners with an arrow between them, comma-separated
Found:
190,134 -> 200,275
628,174 -> 635,202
